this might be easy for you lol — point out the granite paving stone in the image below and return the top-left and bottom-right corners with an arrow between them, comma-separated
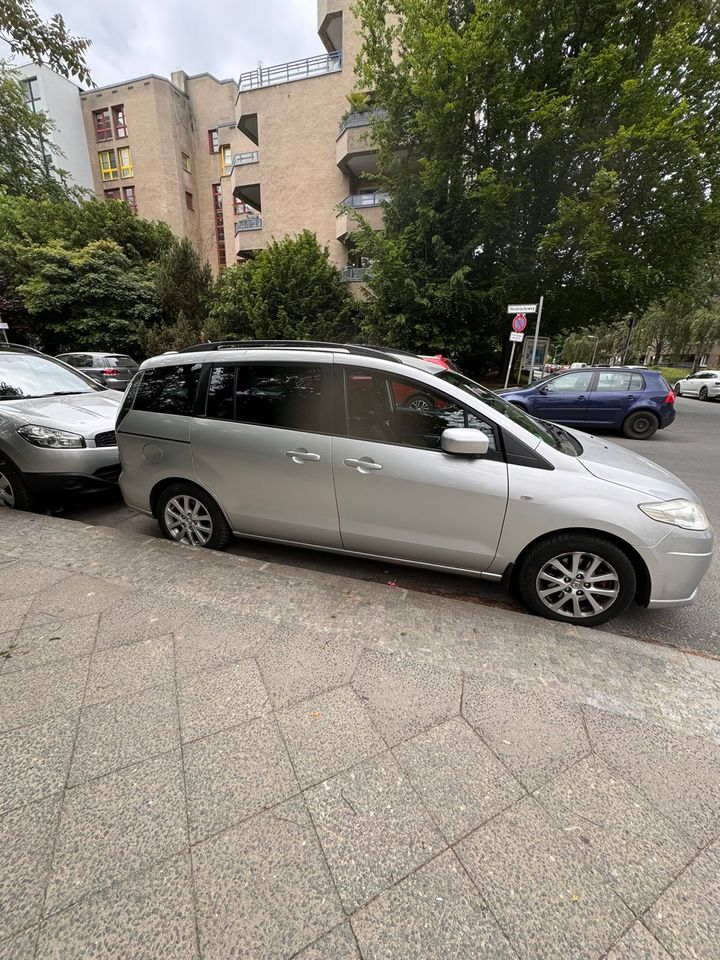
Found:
645,841 -> 720,960
27,576 -> 129,624
257,623 -> 361,708
536,756 -> 696,913
192,797 -> 343,960
352,850 -> 516,960
305,753 -> 445,913
293,924 -> 360,960
584,706 -> 720,846
0,596 -> 33,634
44,751 -> 187,914
604,922 -> 673,960
0,714 -> 77,813
277,686 -> 385,788
0,796 -> 60,940
84,636 -> 174,706
36,854 -> 197,960
457,796 -> 633,960
69,683 -> 179,785
0,658 -> 89,733
0,562 -> 69,600
0,928 -> 38,960
96,593 -> 191,650
351,649 -> 462,746
177,658 -> 269,742
462,676 -> 590,790
184,714 -> 298,842
0,614 -> 98,676
393,716 -> 524,843
172,609 -> 273,678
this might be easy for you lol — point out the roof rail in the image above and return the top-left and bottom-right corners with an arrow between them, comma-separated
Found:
0,342 -> 43,355
176,340 -> 409,364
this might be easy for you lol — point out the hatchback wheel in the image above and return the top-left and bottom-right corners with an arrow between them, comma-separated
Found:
518,534 -> 636,627
403,393 -> 435,412
157,483 -> 232,550
699,386 -> 709,401
0,461 -> 33,511
622,410 -> 658,440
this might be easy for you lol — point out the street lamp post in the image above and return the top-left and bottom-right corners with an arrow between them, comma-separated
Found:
588,335 -> 599,366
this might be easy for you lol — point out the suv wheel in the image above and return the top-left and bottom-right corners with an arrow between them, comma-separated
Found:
699,386 -> 709,401
622,410 -> 658,440
157,483 -> 232,550
517,533 -> 636,627
0,461 -> 33,511
674,382 -> 682,396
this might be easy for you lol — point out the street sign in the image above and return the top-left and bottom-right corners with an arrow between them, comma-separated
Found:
509,332 -> 524,343
511,313 -> 527,333
0,323 -> 8,330
507,303 -> 537,314
521,336 -> 549,370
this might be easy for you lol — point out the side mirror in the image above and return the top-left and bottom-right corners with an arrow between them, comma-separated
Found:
538,385 -> 549,395
441,428 -> 489,456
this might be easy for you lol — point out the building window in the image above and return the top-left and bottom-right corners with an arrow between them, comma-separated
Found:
94,108 -> 113,142
98,149 -> 118,181
182,152 -> 191,173
117,146 -> 133,178
212,183 -> 226,266
24,77 -> 42,113
123,185 -> 137,214
208,129 -> 219,154
104,188 -> 121,201
220,145 -> 232,176
112,104 -> 127,138
185,191 -> 194,210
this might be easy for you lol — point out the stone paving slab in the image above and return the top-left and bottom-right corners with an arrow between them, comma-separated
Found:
605,923 -> 672,960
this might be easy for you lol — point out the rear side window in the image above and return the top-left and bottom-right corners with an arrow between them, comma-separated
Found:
133,364 -> 201,415
103,355 -> 138,368
231,364 -> 330,433
595,372 -> 645,392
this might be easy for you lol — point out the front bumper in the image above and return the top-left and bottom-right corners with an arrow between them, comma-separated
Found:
637,526 -> 714,608
24,465 -> 121,496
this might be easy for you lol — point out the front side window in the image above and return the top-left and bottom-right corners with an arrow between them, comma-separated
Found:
595,372 -> 645,392
98,149 -> 118,181
133,364 -> 201,415
112,104 -> 127,137
93,107 -> 112,141
0,354 -> 100,399
543,371 -> 594,394
117,146 -> 133,178
233,364 -> 330,433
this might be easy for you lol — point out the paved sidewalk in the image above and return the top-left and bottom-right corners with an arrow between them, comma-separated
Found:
0,511 -> 719,960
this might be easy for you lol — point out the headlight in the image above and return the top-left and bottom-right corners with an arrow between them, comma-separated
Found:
639,498 -> 709,531
17,425 -> 86,449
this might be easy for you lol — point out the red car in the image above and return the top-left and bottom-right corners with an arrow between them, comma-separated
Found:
393,354 -> 458,410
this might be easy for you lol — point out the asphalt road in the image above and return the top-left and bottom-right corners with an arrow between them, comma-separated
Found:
56,396 -> 720,657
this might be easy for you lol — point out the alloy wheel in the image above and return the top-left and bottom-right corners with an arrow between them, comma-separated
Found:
0,470 -> 15,508
535,551 -> 620,619
406,395 -> 433,412
163,495 -> 213,546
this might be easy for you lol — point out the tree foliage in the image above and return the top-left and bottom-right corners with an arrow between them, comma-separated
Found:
0,0 -> 91,83
353,0 -> 720,366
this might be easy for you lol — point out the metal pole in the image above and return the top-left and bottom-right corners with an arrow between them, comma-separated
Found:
622,317 -> 635,365
504,341 -> 517,389
591,338 -> 598,365
527,295 -> 544,384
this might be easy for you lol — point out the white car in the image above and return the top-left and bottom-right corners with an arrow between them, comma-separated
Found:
674,370 -> 720,401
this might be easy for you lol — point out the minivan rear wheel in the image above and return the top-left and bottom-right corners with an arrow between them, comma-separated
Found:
517,533 -> 636,627
157,483 -> 232,550
0,460 -> 33,511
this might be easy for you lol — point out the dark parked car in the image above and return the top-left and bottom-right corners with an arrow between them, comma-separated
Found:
499,367 -> 676,439
55,352 -> 139,391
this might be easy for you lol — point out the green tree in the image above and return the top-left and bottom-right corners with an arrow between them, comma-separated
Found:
141,238 -> 213,351
353,0 -> 720,368
206,231 -> 359,342
0,0 -> 91,83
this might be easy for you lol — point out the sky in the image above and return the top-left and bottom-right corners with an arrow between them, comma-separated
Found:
9,0 -> 326,88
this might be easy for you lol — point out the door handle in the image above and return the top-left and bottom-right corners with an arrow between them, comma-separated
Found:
576,395 -> 587,401
285,448 -> 320,463
626,395 -> 635,400
344,457 -> 383,473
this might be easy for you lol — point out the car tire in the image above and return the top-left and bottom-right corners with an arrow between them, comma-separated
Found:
699,386 -> 709,401
622,410 -> 659,440
0,460 -> 34,511
157,482 -> 232,550
674,382 -> 682,396
403,392 -> 435,412
517,533 -> 636,627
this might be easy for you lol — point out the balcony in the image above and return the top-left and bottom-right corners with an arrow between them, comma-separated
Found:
238,52 -> 342,92
235,216 -> 263,234
341,266 -> 372,282
337,114 -> 386,175
234,150 -> 259,167
341,192 -> 390,208
338,109 -> 387,136
336,195 -> 387,241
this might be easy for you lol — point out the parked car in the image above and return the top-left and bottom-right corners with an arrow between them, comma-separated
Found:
116,340 -> 711,627
674,370 -> 720,401
0,344 -> 121,509
55,352 -> 139,391
499,367 -> 675,439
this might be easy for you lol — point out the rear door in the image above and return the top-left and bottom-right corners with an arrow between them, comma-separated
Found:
585,371 -> 645,428
530,370 -> 595,424
191,357 -> 341,547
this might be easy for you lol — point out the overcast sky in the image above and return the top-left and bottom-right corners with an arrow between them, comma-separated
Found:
10,0 -> 325,87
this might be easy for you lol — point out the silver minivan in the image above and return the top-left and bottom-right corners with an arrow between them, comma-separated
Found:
116,341 -> 713,626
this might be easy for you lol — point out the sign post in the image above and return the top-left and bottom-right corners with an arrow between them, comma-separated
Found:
504,333 -> 524,388
504,303 -> 537,389
527,295 -> 544,384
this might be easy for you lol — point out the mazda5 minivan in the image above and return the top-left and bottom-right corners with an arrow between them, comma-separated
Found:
116,341 -> 713,627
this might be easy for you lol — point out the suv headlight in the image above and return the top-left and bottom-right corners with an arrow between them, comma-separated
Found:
639,498 -> 709,531
17,425 -> 86,449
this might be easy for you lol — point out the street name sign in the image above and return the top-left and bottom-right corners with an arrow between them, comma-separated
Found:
507,303 -> 537,314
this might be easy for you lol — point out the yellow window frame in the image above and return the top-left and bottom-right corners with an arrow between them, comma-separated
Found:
118,147 -> 133,179
182,152 -> 191,173
98,150 -> 118,181
220,144 -> 232,176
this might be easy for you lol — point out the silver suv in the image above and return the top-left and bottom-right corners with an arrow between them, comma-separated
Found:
117,341 -> 713,626
0,345 -> 121,509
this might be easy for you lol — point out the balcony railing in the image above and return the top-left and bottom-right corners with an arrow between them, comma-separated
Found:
234,151 -> 259,166
340,192 -> 390,208
238,52 -> 342,91
235,216 -> 263,234
341,266 -> 372,281
338,108 -> 388,136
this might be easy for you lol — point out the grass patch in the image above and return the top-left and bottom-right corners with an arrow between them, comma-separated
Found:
648,366 -> 692,385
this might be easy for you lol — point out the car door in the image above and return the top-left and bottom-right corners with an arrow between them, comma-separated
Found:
683,373 -> 704,396
530,370 -> 595,424
332,365 -> 508,572
585,371 -> 645,428
190,357 -> 342,548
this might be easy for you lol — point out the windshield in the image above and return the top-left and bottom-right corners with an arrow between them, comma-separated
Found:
0,354 -> 101,400
436,369 -> 581,456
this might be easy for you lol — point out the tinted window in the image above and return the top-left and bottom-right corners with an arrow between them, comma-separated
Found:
235,364 -> 330,433
206,365 -> 236,420
595,372 -> 645,392
117,372 -> 142,427
133,364 -> 201,415
544,371 -> 594,393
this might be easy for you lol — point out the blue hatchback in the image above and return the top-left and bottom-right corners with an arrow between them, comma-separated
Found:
499,367 -> 676,440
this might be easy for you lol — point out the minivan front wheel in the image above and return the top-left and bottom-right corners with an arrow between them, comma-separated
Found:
517,534 -> 636,627
157,483 -> 232,550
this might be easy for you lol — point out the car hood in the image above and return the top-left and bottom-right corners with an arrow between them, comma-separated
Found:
0,391 -> 121,434
564,427 -> 696,501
